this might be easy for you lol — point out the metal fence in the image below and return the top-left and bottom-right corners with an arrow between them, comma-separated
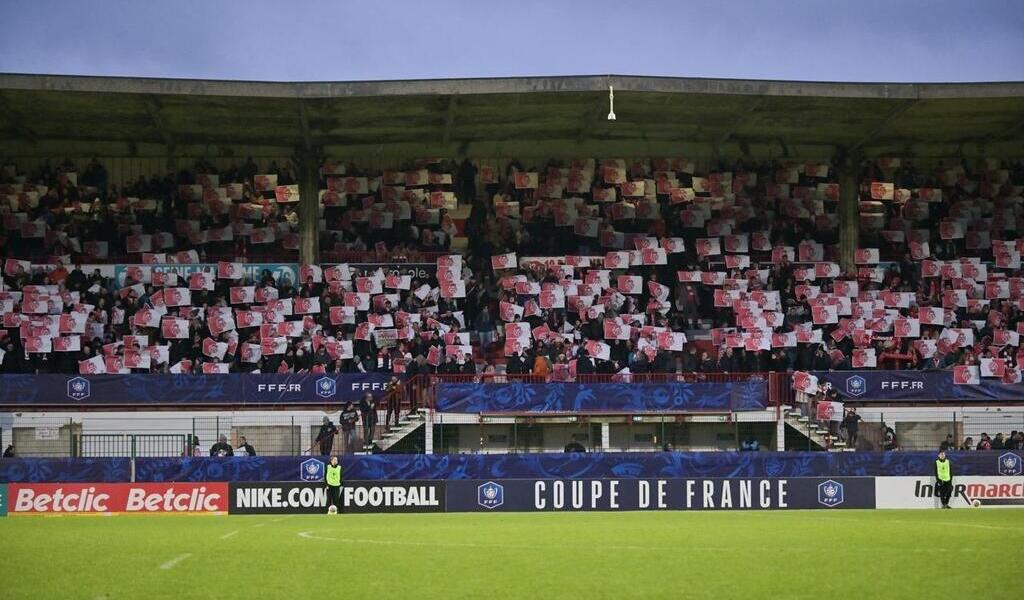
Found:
791,407 -> 1024,452
0,414 -> 327,458
430,414 -> 777,454
76,434 -> 188,458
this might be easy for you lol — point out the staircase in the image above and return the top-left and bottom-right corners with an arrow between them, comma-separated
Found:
374,408 -> 429,452
781,405 -> 852,452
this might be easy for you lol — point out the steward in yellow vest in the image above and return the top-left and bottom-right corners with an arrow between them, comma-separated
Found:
935,450 -> 953,509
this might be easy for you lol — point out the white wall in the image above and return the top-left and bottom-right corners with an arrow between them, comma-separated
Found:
0,409 -> 379,457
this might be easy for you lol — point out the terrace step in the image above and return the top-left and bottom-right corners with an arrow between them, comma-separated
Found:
374,414 -> 426,452
784,414 -> 848,453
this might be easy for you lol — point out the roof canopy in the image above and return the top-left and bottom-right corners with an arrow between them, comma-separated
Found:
1,73 -> 1022,158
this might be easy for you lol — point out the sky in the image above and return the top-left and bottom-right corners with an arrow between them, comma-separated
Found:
1,0 -> 1023,83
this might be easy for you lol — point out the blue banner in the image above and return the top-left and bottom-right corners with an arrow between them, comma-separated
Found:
435,380 -> 767,413
113,263 -> 299,289
811,370 -> 1024,401
445,477 -> 876,511
3,452 -> 1019,483
121,451 -> 1023,483
0,458 -> 130,483
0,374 -> 397,407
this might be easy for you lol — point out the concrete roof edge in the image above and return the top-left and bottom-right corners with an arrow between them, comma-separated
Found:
1,72 -> 1023,100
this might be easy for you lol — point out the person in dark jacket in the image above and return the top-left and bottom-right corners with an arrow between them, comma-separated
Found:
564,435 -> 586,453
339,402 -> 360,454
713,349 -> 732,372
384,376 -> 402,430
506,351 -> 528,375
3,443 -> 14,458
576,349 -> 596,375
209,434 -> 234,457
653,350 -> 673,373
812,346 -> 832,371
236,435 -> 256,456
841,409 -> 862,448
680,347 -> 698,372
359,392 -> 377,450
314,416 -> 338,455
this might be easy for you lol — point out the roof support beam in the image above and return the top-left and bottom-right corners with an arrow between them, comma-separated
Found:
441,96 -> 458,144
298,99 -> 313,153
986,112 -> 1024,143
849,99 -> 917,152
717,97 -> 766,146
576,97 -> 605,143
144,96 -> 175,150
0,93 -> 36,141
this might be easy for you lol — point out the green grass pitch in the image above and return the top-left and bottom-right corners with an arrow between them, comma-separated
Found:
1,510 -> 1022,599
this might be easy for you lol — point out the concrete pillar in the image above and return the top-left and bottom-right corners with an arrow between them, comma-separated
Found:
297,149 -> 320,265
424,410 -> 434,455
836,151 -> 861,274
776,416 -> 785,451
601,422 -> 610,451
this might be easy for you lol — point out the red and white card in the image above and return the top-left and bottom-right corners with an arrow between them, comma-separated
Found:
491,253 -> 517,270
791,371 -> 818,394
953,365 -> 980,385
161,318 -> 189,339
696,238 -> 721,257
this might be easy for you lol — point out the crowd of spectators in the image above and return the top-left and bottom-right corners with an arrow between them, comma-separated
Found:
3,155 -> 1024,386
959,431 -> 1024,450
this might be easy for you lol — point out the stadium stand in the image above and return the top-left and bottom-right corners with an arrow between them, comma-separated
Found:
3,155 -> 1024,385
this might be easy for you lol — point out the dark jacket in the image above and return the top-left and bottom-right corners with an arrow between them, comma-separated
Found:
315,421 -> 338,442
564,441 -> 586,453
209,442 -> 234,457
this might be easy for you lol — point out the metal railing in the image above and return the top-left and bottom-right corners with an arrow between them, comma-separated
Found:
75,433 -> 188,457
0,414 -> 325,458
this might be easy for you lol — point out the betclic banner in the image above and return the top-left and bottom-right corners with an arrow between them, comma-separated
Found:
6,483 -> 228,514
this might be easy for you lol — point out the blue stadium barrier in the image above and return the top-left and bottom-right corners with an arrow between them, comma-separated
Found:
0,373 -> 398,407
2,452 -> 1019,483
435,380 -> 767,412
812,370 -> 1024,401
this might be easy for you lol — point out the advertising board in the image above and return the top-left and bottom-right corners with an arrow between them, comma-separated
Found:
445,477 -> 875,512
875,476 -> 1024,509
229,481 -> 445,514
6,483 -> 228,514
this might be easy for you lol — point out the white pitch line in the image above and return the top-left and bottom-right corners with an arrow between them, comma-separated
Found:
883,518 -> 1024,532
295,532 -> 974,553
784,513 -> 1024,532
219,530 -> 239,540
158,553 -> 192,570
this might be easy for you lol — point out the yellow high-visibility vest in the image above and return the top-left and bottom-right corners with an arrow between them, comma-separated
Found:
326,464 -> 343,486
